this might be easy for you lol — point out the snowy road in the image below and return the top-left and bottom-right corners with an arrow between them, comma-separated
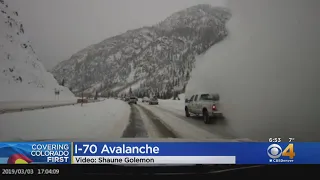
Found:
0,98 -> 241,141
121,104 -> 178,138
138,102 -> 238,140
121,96 -> 239,140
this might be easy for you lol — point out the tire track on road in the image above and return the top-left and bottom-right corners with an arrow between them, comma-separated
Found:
137,104 -> 178,138
135,105 -> 162,138
121,104 -> 148,138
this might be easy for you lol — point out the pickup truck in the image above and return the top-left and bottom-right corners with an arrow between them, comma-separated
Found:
185,93 -> 222,124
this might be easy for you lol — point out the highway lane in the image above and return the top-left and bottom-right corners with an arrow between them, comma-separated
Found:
140,100 -> 238,139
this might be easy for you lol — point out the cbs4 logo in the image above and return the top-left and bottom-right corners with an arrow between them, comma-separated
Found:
267,144 -> 295,159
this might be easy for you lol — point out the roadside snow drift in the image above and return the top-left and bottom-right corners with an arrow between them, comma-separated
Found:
0,99 -> 130,141
159,93 -> 185,112
0,1 -> 75,101
187,0 -> 320,141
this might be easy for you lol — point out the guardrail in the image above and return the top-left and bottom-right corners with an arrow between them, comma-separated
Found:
0,102 -> 76,114
0,98 -> 105,115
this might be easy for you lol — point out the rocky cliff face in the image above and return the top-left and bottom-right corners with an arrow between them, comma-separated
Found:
0,0 -> 75,101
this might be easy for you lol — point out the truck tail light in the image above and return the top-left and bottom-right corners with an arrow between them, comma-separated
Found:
212,105 -> 217,111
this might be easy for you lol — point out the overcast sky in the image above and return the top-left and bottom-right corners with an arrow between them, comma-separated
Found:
9,0 -> 226,70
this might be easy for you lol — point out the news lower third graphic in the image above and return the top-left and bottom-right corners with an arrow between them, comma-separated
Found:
0,142 -> 319,164
72,142 -> 237,164
0,142 -> 71,164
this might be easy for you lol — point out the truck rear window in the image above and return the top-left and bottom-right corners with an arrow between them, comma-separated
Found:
200,94 -> 219,101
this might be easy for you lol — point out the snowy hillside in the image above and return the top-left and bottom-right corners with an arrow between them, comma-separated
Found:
51,4 -> 231,98
187,0 -> 320,141
0,0 -> 75,101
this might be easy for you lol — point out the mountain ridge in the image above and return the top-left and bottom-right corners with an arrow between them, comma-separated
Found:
52,4 -> 231,98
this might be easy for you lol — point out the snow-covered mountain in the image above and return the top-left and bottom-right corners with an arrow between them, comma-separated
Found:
52,4 -> 231,98
0,0 -> 75,101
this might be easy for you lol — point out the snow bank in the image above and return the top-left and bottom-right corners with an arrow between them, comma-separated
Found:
170,93 -> 185,100
0,1 -> 75,101
0,99 -> 130,141
160,93 -> 185,112
186,0 -> 320,141
158,99 -> 184,112
178,93 -> 185,101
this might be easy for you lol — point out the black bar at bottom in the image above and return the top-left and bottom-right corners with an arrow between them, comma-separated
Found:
0,164 -> 319,176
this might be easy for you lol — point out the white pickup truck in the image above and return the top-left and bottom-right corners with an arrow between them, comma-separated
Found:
185,93 -> 222,124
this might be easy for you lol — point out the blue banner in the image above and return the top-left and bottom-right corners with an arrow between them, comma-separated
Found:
1,142 -> 319,164
0,142 -> 71,164
73,142 -> 320,164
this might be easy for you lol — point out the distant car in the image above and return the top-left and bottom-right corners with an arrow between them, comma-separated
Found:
185,93 -> 222,124
149,97 -> 158,105
142,97 -> 150,103
128,97 -> 138,104
125,97 -> 130,101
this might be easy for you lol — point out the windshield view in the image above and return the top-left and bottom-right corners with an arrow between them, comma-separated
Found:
0,0 -> 319,144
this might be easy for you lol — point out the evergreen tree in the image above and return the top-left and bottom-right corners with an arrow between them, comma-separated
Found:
94,91 -> 98,100
186,71 -> 190,80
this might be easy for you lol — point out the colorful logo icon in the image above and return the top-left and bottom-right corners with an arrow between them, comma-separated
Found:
7,154 -> 32,164
0,145 -> 33,164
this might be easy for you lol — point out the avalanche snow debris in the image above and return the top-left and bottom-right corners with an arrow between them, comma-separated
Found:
187,0 -> 320,141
